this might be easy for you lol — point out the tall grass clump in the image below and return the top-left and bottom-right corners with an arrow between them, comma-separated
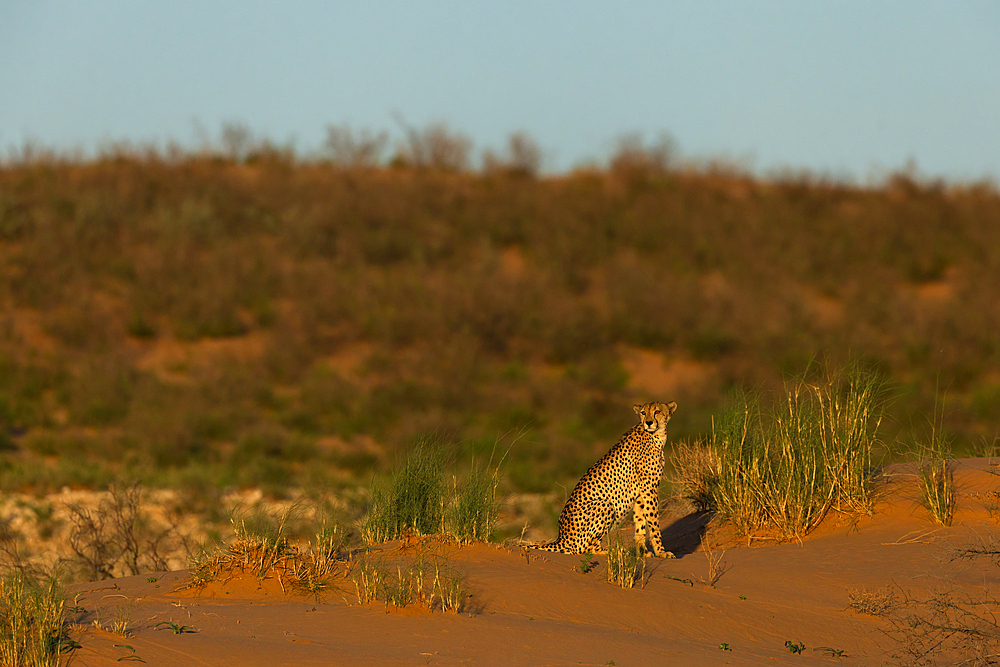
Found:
361,442 -> 447,545
0,569 -> 69,667
919,460 -> 954,526
448,453 -> 505,544
700,363 -> 886,540
917,400 -> 955,526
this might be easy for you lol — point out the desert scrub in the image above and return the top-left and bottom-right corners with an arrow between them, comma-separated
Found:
706,363 -> 886,540
0,569 -> 70,667
361,442 -> 447,545
293,518 -> 349,598
190,503 -> 350,596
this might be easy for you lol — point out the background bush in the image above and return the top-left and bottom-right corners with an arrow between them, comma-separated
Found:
1,137 -> 998,495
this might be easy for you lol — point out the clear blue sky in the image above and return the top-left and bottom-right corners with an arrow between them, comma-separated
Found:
2,1 -> 998,181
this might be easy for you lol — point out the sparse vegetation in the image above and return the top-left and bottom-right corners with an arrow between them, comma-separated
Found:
349,548 -> 467,613
189,501 -> 354,599
448,454 -> 505,544
918,459 -> 955,527
361,443 -> 447,545
888,586 -> 1000,667
362,440 -> 505,545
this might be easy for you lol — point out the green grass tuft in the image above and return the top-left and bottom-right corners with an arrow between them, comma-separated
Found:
361,441 -> 447,545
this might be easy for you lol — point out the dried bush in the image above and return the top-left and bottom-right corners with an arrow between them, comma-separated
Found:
847,585 -> 897,617
65,484 -> 188,580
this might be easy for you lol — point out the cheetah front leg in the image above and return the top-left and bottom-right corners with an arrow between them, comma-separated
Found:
633,488 -> 674,558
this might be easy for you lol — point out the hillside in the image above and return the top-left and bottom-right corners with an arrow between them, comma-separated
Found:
1,152 -> 999,497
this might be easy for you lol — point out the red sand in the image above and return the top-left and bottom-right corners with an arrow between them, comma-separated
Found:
65,458 -> 1000,666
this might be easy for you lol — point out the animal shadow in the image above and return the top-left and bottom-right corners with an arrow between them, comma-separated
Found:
659,510 -> 712,558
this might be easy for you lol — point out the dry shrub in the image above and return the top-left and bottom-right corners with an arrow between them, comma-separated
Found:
65,484 -> 190,581
887,587 -> 1000,667
670,439 -> 719,512
323,124 -> 388,169
847,585 -> 897,617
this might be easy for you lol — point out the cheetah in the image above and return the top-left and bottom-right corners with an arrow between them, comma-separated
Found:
532,401 -> 677,558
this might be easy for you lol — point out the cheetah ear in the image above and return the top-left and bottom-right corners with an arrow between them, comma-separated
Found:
633,403 -> 643,415
665,401 -> 677,416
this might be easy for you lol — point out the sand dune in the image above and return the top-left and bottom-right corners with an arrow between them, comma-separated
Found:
64,459 -> 1000,666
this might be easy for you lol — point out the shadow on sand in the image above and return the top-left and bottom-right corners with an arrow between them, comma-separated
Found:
659,510 -> 713,558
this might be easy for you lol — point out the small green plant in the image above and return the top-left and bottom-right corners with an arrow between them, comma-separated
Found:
814,646 -> 847,657
155,621 -> 196,634
114,644 -> 144,662
109,604 -> 132,637
579,553 -> 596,574
606,533 -> 644,589
785,640 -> 806,654
719,643 -> 731,651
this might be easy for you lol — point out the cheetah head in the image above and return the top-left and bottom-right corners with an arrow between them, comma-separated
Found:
632,401 -> 677,433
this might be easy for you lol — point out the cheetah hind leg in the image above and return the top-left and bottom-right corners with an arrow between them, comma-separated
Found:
584,504 -> 623,555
